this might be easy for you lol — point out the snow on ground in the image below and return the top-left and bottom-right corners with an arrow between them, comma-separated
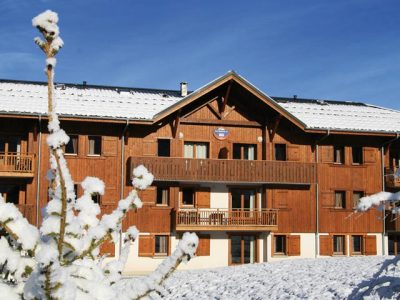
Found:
163,256 -> 400,299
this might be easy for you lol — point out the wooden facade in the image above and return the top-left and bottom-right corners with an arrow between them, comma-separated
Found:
0,74 -> 396,263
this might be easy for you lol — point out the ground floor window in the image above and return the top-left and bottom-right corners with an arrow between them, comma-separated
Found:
352,235 -> 363,254
0,184 -> 20,204
333,235 -> 345,255
230,235 -> 256,264
388,235 -> 400,255
155,235 -> 168,256
274,235 -> 286,255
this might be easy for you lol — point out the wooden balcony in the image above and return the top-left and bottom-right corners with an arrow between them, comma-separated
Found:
16,204 -> 35,225
129,156 -> 316,184
0,153 -> 35,178
175,208 -> 278,231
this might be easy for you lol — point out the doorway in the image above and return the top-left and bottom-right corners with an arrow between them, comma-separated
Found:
230,234 -> 257,264
231,189 -> 256,210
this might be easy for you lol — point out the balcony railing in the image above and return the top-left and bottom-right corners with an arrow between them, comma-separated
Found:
129,156 -> 316,184
385,167 -> 400,189
175,208 -> 278,231
0,153 -> 35,177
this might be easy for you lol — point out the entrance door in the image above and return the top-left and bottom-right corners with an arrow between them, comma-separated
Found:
230,235 -> 256,264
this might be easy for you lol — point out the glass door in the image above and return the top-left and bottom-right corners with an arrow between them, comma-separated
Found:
230,235 -> 256,265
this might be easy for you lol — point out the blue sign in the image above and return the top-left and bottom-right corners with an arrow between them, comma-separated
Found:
213,127 -> 229,140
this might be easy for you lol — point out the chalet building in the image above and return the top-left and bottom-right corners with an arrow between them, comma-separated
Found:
1,71 -> 400,274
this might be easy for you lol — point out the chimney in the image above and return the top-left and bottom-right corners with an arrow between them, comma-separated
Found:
293,94 -> 297,100
180,82 -> 188,97
83,81 -> 87,87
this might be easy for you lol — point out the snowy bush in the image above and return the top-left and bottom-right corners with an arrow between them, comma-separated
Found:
0,10 -> 198,299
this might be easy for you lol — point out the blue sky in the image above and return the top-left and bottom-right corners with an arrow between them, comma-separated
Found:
1,0 -> 399,109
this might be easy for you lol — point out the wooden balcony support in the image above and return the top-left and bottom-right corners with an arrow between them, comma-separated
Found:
175,208 -> 278,231
0,153 -> 35,178
129,156 -> 316,184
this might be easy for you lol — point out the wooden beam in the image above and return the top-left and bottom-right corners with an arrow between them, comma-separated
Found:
221,80 -> 232,115
182,96 -> 219,118
171,110 -> 181,138
181,118 -> 262,127
207,103 -> 221,119
222,105 -> 236,119
268,114 -> 281,142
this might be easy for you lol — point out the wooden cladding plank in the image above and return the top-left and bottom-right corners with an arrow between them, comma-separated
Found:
100,240 -> 115,257
196,188 -> 211,208
319,235 -> 333,256
196,234 -> 211,256
102,136 -> 118,156
139,186 -> 157,205
139,235 -> 154,257
143,140 -> 157,156
321,191 -> 334,208
287,235 -> 301,256
321,146 -> 333,163
273,190 -> 288,209
363,147 -> 376,163
287,145 -> 300,161
364,235 -> 377,255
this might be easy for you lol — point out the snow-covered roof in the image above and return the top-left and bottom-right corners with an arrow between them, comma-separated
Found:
274,97 -> 400,134
0,77 -> 400,134
0,80 -> 183,120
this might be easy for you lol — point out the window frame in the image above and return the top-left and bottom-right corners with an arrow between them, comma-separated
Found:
87,135 -> 102,156
351,235 -> 363,255
333,145 -> 345,164
181,188 -> 195,207
233,143 -> 257,160
352,146 -> 363,165
333,235 -> 346,255
184,141 -> 209,159
154,235 -> 169,256
352,191 -> 364,209
334,191 -> 346,209
64,134 -> 79,155
157,138 -> 171,157
273,235 -> 287,255
156,186 -> 169,206
274,144 -> 287,161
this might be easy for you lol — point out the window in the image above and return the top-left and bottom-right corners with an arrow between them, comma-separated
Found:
65,135 -> 78,155
91,193 -> 101,204
352,235 -> 363,254
334,146 -> 344,164
233,144 -> 256,160
0,136 -> 21,153
274,144 -> 286,161
156,187 -> 169,205
333,235 -> 345,255
274,235 -> 286,254
155,235 -> 168,255
334,191 -> 346,209
74,184 -> 78,199
352,191 -> 364,208
158,139 -> 170,157
182,188 -> 194,206
0,185 -> 20,204
88,136 -> 101,155
184,142 -> 209,159
352,146 -> 363,164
